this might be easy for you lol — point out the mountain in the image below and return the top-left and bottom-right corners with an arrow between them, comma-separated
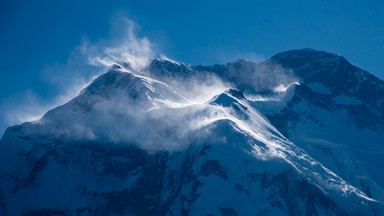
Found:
1,48 -> 384,215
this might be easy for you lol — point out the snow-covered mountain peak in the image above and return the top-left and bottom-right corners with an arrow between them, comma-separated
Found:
208,89 -> 246,113
269,48 -> 384,93
1,49 -> 384,215
227,59 -> 255,67
79,64 -> 188,108
266,49 -> 384,129
149,57 -> 193,76
270,48 -> 345,67
270,48 -> 352,83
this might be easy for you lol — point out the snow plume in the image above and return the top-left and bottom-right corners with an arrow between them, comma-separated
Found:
33,93 -> 226,152
218,60 -> 300,103
185,77 -> 231,103
0,91 -> 48,133
0,80 -> 89,136
142,58 -> 233,104
83,18 -> 155,71
250,61 -> 298,93
0,18 -> 157,136
170,73 -> 232,104
273,82 -> 301,93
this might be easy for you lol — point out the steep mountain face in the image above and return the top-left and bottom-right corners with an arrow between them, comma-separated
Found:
1,49 -> 384,215
262,49 -> 384,202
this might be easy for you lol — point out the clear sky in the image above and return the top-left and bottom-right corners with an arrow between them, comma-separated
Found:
1,0 -> 384,134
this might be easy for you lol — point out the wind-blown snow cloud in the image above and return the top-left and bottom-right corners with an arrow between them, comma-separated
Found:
167,73 -> 233,104
82,18 -> 155,71
0,18 -> 157,135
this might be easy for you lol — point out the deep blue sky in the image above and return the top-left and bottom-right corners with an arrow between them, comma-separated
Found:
1,0 -> 384,133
